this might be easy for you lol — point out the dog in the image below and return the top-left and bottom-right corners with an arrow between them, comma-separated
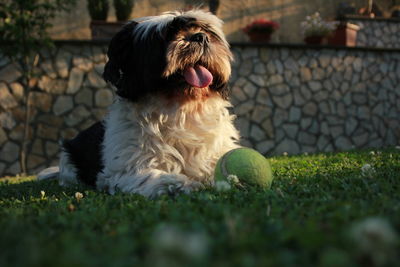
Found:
38,10 -> 241,198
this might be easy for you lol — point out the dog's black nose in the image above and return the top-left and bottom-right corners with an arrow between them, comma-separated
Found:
190,33 -> 208,43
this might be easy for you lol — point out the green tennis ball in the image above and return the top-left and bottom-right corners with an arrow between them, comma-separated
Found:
215,148 -> 273,188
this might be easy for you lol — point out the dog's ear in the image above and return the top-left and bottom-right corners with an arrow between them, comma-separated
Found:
103,20 -> 168,101
103,22 -> 137,97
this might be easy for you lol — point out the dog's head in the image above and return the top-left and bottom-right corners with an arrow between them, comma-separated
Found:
103,10 -> 232,102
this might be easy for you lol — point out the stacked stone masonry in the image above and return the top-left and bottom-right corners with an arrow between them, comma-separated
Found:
0,44 -> 111,175
230,46 -> 399,156
351,18 -> 400,48
0,43 -> 399,176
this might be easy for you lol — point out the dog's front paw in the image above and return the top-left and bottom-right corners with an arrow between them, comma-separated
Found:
168,180 -> 204,196
154,174 -> 204,198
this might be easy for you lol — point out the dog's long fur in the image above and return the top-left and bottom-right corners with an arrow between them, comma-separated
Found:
38,10 -> 240,198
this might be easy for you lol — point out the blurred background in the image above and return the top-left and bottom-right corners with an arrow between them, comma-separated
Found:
50,0 -> 400,42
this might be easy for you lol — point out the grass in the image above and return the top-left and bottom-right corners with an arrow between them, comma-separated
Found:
1,148 -> 399,267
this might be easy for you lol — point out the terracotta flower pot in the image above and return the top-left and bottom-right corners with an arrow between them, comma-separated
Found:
247,32 -> 272,43
304,36 -> 325,45
328,23 -> 360,47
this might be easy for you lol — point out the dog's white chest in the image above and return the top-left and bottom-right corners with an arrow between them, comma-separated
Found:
102,97 -> 239,183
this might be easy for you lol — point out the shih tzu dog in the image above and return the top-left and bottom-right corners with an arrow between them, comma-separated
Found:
38,10 -> 240,198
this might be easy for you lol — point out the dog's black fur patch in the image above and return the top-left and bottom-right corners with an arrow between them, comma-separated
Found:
103,21 -> 169,102
62,122 -> 105,186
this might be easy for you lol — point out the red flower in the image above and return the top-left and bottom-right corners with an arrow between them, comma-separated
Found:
243,19 -> 280,34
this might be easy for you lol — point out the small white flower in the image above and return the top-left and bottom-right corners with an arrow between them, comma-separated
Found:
369,151 -> 375,155
276,188 -> 285,198
152,225 -> 209,260
350,217 -> 398,265
301,12 -> 336,37
154,226 -> 179,249
283,152 -> 288,156
40,190 -> 45,198
361,164 -> 376,177
214,180 -> 231,192
184,232 -> 209,259
227,174 -> 239,185
362,164 -> 372,170
75,192 -> 84,201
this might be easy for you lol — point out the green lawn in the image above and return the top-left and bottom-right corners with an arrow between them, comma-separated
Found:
1,148 -> 399,267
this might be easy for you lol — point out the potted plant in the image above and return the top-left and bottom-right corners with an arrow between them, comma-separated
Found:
390,0 -> 400,18
392,7 -> 400,17
88,0 -> 135,40
328,3 -> 360,47
243,19 -> 280,43
88,0 -> 108,21
114,0 -> 135,21
328,22 -> 360,47
208,0 -> 220,15
88,0 -> 110,40
301,12 -> 338,45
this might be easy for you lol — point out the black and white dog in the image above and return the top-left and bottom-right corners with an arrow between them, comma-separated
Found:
39,10 -> 240,198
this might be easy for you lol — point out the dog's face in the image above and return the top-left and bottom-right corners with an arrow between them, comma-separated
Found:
103,10 -> 232,102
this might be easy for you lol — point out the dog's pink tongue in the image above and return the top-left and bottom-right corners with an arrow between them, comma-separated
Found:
183,65 -> 213,88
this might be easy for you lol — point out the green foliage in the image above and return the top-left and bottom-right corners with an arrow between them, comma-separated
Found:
113,0 -> 134,21
87,0 -> 109,21
0,148 -> 399,266
0,0 -> 76,60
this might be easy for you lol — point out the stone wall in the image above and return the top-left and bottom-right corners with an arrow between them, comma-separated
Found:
0,43 -> 111,175
0,42 -> 399,176
229,44 -> 400,155
349,18 -> 400,48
